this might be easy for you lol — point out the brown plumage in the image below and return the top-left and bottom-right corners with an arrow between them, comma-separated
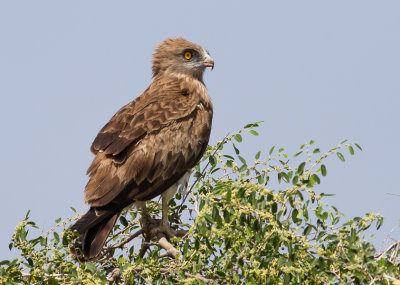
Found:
71,37 -> 214,260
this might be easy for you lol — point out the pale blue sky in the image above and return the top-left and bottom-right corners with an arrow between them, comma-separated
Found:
1,1 -> 399,259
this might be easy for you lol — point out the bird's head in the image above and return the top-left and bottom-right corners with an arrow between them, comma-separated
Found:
152,37 -> 214,81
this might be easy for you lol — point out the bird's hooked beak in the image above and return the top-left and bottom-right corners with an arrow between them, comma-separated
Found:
203,53 -> 214,70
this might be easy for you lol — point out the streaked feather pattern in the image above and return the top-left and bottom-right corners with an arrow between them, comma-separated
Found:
71,37 -> 213,260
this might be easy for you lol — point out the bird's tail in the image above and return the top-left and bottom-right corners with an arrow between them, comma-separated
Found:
70,205 -> 122,260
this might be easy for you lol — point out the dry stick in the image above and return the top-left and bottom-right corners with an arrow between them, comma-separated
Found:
111,229 -> 144,250
107,221 -> 140,243
109,266 -> 216,284
376,241 -> 400,260
184,272 -> 215,284
99,229 -> 144,262
21,272 -> 70,280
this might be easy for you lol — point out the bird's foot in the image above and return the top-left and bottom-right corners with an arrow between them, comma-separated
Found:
159,221 -> 187,239
140,215 -> 187,240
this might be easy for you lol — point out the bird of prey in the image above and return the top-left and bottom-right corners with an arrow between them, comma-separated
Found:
71,37 -> 214,260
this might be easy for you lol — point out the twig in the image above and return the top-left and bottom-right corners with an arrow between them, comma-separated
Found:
184,272 -> 215,284
376,241 -> 400,260
21,272 -> 70,280
111,229 -> 143,250
107,221 -> 140,243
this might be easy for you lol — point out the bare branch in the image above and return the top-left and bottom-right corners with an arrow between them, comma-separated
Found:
184,272 -> 215,284
157,235 -> 179,258
376,241 -> 400,260
107,221 -> 140,243
111,229 -> 143,250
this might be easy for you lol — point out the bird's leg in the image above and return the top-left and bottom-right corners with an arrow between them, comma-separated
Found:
160,194 -> 179,239
137,201 -> 152,230
159,192 -> 188,239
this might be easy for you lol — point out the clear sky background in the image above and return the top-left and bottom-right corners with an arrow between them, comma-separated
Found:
1,1 -> 399,260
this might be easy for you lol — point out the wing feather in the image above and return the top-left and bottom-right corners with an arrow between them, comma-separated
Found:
84,74 -> 213,207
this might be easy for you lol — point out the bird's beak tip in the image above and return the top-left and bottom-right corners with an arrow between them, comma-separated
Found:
203,60 -> 214,70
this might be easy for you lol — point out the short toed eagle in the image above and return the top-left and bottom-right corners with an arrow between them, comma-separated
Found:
71,37 -> 214,260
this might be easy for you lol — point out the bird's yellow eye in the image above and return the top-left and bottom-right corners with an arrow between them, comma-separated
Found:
184,51 -> 192,60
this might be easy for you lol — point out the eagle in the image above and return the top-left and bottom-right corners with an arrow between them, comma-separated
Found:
70,37 -> 214,260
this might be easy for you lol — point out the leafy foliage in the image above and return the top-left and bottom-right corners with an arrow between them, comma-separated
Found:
1,123 -> 399,284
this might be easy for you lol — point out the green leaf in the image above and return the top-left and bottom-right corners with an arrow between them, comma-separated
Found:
20,227 -> 27,241
279,172 -> 290,183
337,152 -> 345,162
310,174 -> 320,184
294,151 -> 303,157
209,155 -> 217,167
216,270 -> 226,277
47,278 -> 59,285
271,202 -> 277,214
238,156 -> 246,165
292,209 -> 299,222
70,207 -> 77,213
313,148 -> 320,154
269,146 -> 275,155
234,134 -> 242,143
249,130 -> 259,136
239,164 -> 247,172
53,232 -> 60,243
257,173 -> 264,184
255,151 -> 261,159
212,206 -> 223,227
237,187 -> 245,198
25,210 -> 31,219
197,225 -> 208,236
355,143 -> 362,151
223,154 -> 235,160
348,145 -> 354,155
233,143 -> 240,155
119,216 -> 128,227
84,262 -> 97,274
226,188 -> 232,203
297,162 -> 306,174
244,122 -> 260,129
303,225 -> 313,236
321,164 -> 327,176
205,214 -> 214,224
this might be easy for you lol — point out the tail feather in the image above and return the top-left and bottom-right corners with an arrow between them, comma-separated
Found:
70,206 -> 121,260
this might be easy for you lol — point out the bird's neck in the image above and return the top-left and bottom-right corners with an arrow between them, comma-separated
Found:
156,70 -> 205,85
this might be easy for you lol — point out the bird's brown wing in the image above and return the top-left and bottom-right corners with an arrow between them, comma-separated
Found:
84,75 -> 212,207
91,76 -> 197,156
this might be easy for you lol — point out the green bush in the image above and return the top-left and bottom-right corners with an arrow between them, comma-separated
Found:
1,123 -> 399,284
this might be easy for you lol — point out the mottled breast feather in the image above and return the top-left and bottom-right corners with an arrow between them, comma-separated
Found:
84,73 -> 213,207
